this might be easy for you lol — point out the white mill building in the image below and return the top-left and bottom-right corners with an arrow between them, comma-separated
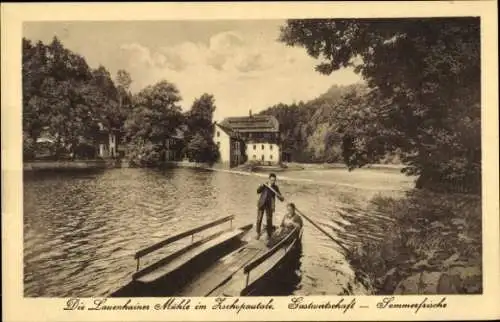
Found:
213,111 -> 281,167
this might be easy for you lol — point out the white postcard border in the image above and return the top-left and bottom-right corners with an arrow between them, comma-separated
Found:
2,2 -> 499,321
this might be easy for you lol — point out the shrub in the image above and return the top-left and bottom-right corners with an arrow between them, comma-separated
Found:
23,135 -> 36,161
346,190 -> 482,294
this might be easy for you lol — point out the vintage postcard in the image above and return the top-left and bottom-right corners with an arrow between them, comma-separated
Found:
2,1 -> 499,321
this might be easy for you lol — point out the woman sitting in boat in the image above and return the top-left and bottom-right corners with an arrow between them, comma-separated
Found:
268,203 -> 303,246
280,203 -> 303,231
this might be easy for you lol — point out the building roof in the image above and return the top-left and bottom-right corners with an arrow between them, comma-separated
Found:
215,123 -> 233,136
219,115 -> 279,133
215,123 -> 244,140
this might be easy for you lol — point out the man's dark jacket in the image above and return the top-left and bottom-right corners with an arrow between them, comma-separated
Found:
257,184 -> 283,211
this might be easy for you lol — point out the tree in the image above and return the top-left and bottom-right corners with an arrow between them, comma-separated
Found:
23,36 -> 97,158
127,80 -> 183,142
116,69 -> 133,136
116,69 -> 132,91
124,80 -> 184,165
186,132 -> 219,163
90,66 -> 123,130
22,36 -> 126,160
23,38 -> 46,142
184,93 -> 219,163
279,18 -> 481,193
186,93 -> 216,133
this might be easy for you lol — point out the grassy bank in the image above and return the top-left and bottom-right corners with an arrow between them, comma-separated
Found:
346,190 -> 482,294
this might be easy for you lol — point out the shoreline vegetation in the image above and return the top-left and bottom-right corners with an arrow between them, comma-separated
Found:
346,191 -> 482,295
23,18 -> 481,295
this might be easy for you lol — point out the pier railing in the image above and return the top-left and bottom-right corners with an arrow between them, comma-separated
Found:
134,215 -> 234,272
243,226 -> 299,287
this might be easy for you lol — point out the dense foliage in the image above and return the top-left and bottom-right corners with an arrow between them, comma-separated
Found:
183,94 -> 220,163
257,84 -> 399,164
23,37 -> 219,165
125,80 -> 184,165
22,37 -> 129,160
346,191 -> 482,294
275,18 -> 480,193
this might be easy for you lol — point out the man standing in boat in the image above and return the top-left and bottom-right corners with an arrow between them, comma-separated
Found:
256,173 -> 285,240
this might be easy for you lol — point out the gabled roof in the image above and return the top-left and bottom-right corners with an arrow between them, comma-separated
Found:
215,123 -> 233,136
215,123 -> 244,140
219,115 -> 279,133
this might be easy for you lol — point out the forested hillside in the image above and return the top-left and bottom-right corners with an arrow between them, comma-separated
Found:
258,83 -> 400,164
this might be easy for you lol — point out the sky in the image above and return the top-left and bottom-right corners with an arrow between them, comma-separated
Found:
23,20 -> 362,121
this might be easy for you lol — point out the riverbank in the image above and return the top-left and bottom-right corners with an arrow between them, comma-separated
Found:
150,161 -> 415,192
24,160 -> 115,172
345,190 -> 482,295
174,161 -> 405,174
284,162 -> 405,172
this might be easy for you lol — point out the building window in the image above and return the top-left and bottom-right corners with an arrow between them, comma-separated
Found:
270,155 -> 273,160
253,145 -> 256,150
270,145 -> 273,151
216,141 -> 220,148
253,155 -> 256,160
217,131 -> 220,137
261,155 -> 265,161
261,144 -> 264,150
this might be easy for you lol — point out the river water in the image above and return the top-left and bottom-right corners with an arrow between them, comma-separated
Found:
23,167 -> 414,297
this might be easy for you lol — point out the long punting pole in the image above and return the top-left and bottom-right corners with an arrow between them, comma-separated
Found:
294,208 -> 350,253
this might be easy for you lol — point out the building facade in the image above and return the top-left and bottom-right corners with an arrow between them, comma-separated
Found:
97,122 -> 121,159
213,123 -> 245,167
246,141 -> 280,163
98,132 -> 117,158
213,112 -> 280,167
163,127 -> 186,161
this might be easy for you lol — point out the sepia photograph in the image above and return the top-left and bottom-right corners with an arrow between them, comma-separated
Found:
2,2 -> 499,321
21,16 -> 483,298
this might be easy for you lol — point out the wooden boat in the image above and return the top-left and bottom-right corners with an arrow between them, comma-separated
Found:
110,214 -> 303,297
187,224 -> 303,297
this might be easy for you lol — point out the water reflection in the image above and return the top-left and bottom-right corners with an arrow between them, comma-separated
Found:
24,167 -> 411,297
